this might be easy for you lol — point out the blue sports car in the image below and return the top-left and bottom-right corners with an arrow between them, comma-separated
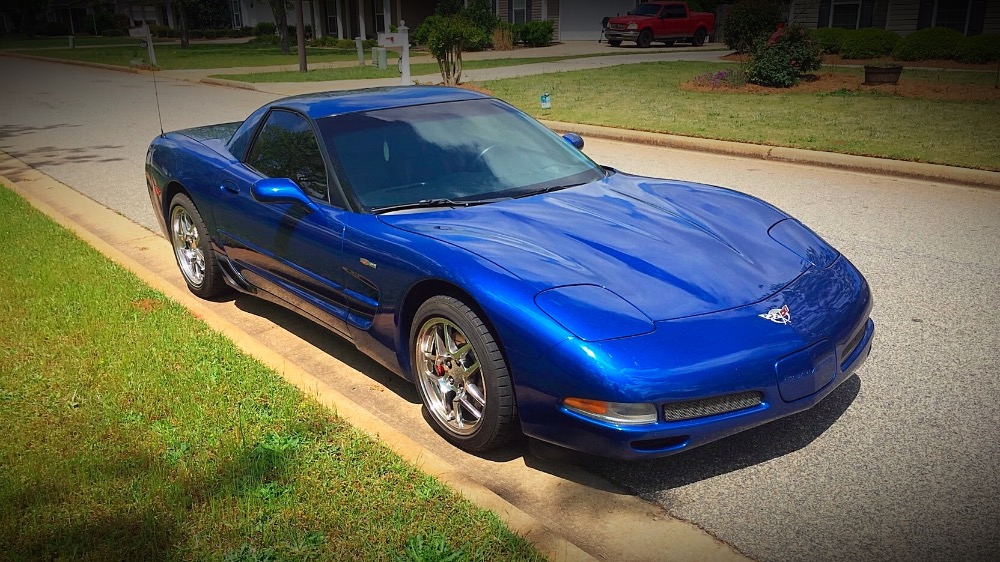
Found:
145,86 -> 873,459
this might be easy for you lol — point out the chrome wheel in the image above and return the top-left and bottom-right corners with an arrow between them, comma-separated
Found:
415,318 -> 486,436
171,205 -> 206,288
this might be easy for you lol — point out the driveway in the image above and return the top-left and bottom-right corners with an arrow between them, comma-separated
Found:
1,56 -> 998,562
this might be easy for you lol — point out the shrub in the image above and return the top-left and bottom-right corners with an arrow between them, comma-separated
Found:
40,21 -> 70,36
839,27 -> 901,59
745,24 -> 822,87
893,26 -> 964,60
811,27 -> 847,54
723,0 -> 783,52
151,25 -> 171,37
518,20 -> 554,47
100,28 -> 124,37
492,22 -> 514,51
955,33 -> 1000,63
253,21 -> 277,36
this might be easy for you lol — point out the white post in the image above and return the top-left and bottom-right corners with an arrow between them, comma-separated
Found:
382,0 -> 390,32
357,0 -> 366,39
145,24 -> 157,66
355,36 -> 365,65
399,21 -> 411,85
336,0 -> 343,38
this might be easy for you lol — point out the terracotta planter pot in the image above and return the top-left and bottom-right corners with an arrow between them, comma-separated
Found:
863,65 -> 903,85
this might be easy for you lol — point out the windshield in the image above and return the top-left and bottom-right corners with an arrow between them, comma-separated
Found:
317,98 -> 604,211
631,3 -> 662,16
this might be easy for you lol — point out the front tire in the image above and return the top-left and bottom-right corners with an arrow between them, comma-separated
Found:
169,194 -> 227,299
411,296 -> 516,452
638,29 -> 653,48
608,39 -> 622,47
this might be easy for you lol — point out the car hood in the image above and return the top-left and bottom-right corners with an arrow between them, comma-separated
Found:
381,173 -> 808,322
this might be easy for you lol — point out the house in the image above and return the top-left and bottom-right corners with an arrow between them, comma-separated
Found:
786,0 -> 1000,35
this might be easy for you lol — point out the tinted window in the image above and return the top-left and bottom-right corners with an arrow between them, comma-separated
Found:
317,99 -> 604,211
632,4 -> 662,16
247,110 -> 329,201
663,5 -> 686,18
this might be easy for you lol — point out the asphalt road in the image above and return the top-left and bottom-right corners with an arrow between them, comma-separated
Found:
2,56 -> 998,562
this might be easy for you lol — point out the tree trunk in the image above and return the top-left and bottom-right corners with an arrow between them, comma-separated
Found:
295,0 -> 307,72
270,0 -> 290,55
178,1 -> 189,48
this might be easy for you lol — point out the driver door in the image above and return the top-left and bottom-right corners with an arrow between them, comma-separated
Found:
214,109 -> 351,337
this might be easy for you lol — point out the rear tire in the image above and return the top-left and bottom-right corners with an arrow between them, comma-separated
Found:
638,29 -> 653,48
168,194 -> 227,299
411,296 -> 516,452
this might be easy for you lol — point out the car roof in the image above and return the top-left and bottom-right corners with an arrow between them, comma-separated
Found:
268,86 -> 492,119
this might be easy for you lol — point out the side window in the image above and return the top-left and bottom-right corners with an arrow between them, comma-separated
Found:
246,110 -> 329,201
665,5 -> 686,19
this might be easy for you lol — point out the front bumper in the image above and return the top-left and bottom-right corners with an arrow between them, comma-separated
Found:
514,255 -> 874,460
604,31 -> 639,42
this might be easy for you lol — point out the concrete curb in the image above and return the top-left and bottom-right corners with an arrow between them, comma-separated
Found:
200,76 -> 261,91
0,152 -> 600,562
541,120 -> 1000,189
1,50 -> 142,74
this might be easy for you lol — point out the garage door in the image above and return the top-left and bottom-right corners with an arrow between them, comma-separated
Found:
559,0 -> 637,40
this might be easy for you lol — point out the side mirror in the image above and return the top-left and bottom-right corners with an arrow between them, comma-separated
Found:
562,132 -> 584,150
251,177 -> 317,211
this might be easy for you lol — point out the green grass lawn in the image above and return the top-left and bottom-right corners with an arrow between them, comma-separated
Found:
11,43 -> 386,70
0,184 -> 543,562
483,61 -> 1000,170
0,35 -> 173,50
214,56 -> 593,82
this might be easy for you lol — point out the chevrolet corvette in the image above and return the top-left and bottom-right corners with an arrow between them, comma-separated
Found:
145,86 -> 873,459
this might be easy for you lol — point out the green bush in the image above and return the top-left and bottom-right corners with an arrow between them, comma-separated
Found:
517,20 -> 554,47
309,35 -> 359,48
413,14 -> 478,84
253,21 -> 277,36
893,26 -> 965,60
811,27 -> 847,54
839,27 -> 902,59
955,33 -> 1000,63
746,25 -> 822,87
249,34 -> 280,45
723,0 -> 783,52
461,0 -> 497,50
100,28 -> 124,37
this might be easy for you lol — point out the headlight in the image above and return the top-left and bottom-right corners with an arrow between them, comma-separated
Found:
564,398 -> 658,425
627,23 -> 638,30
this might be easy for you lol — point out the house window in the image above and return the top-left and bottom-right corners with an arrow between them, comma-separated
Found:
934,0 -> 970,34
231,0 -> 242,28
513,0 -> 527,24
372,0 -> 385,33
830,1 -> 860,29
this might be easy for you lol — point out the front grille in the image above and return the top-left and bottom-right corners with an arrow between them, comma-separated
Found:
609,23 -> 625,30
662,391 -> 763,422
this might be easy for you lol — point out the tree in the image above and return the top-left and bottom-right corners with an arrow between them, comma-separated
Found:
413,15 -> 477,85
267,0 -> 291,55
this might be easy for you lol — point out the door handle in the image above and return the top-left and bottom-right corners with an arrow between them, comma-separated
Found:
220,181 -> 239,194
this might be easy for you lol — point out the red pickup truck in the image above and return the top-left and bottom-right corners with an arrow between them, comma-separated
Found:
604,1 -> 715,48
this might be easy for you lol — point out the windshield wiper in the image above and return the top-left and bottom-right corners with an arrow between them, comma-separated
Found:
372,197 -> 506,214
512,182 -> 586,199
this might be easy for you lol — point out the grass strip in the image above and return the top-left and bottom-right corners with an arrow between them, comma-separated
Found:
9,43 -> 379,70
211,50 -> 713,83
482,61 -> 1000,170
0,184 -> 543,562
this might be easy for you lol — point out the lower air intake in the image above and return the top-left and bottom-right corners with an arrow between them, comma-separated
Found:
662,391 -> 763,422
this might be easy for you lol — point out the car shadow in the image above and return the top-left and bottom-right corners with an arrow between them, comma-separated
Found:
229,293 -> 421,404
525,375 -> 862,493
